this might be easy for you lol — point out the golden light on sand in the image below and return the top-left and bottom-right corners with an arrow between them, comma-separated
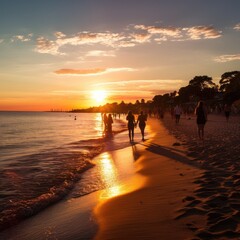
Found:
91,90 -> 107,104
98,152 -> 122,198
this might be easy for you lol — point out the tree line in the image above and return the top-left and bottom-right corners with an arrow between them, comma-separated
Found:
71,71 -> 240,114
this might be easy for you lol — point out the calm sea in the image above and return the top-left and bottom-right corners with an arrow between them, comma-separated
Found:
0,111 -> 127,231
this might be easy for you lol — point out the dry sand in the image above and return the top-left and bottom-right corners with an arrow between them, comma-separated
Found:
160,113 -> 240,239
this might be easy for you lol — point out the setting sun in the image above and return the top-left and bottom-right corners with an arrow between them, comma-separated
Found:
91,90 -> 107,104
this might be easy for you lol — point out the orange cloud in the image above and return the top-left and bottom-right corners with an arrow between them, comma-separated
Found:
54,68 -> 106,75
54,67 -> 135,75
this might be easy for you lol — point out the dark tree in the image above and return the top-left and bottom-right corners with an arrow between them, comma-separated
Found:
219,71 -> 240,104
189,75 -> 216,90
219,71 -> 240,93
179,75 -> 217,101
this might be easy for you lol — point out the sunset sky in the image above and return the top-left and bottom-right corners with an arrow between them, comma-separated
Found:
0,0 -> 240,111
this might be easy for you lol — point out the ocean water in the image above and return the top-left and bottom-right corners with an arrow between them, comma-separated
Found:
0,112 -> 127,231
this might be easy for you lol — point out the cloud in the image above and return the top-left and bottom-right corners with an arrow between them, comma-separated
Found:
35,31 -> 127,55
55,31 -> 125,47
54,68 -> 106,75
94,79 -> 184,91
54,67 -> 135,75
234,23 -> 240,31
133,24 -> 221,41
0,39 -> 4,44
34,23 -> 222,55
214,54 -> 240,62
35,37 -> 64,55
11,34 -> 33,42
54,31 -> 66,38
135,24 -> 182,38
50,90 -> 88,96
184,26 -> 222,39
130,32 -> 152,43
86,50 -> 116,57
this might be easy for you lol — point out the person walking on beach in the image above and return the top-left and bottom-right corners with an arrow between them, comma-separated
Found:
174,104 -> 182,124
107,114 -> 113,135
195,101 -> 208,140
136,111 -> 147,141
224,104 -> 231,122
126,111 -> 135,142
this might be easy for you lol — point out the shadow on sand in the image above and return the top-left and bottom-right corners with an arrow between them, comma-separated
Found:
140,142 -> 201,169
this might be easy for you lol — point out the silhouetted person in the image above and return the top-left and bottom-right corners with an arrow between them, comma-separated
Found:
103,113 -> 108,132
195,101 -> 207,140
107,114 -> 113,134
136,111 -> 147,141
174,105 -> 182,124
126,111 -> 135,142
224,104 -> 231,122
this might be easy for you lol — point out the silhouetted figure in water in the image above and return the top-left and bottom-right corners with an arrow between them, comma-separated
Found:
107,114 -> 113,135
74,116 -> 77,120
195,101 -> 208,140
224,104 -> 231,122
126,111 -> 135,142
103,113 -> 108,132
136,111 -> 147,141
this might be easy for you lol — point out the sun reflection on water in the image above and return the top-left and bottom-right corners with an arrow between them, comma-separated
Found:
94,113 -> 104,136
98,152 -> 122,199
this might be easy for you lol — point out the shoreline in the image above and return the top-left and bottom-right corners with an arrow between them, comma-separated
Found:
0,117 -> 205,240
0,127 -> 142,239
1,114 -> 238,239
0,114 -> 127,232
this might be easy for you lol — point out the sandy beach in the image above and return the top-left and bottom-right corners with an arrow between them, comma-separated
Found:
1,113 -> 240,239
161,113 -> 240,239
94,117 -> 203,240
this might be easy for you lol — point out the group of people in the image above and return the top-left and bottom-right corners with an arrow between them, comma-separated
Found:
103,101 -> 232,143
102,111 -> 148,142
103,113 -> 113,135
173,101 -> 232,141
172,102 -> 208,140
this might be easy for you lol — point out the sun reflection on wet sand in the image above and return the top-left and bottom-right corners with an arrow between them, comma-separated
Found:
98,152 -> 122,199
97,148 -> 146,200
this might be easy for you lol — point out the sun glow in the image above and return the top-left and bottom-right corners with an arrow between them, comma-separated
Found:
91,90 -> 107,104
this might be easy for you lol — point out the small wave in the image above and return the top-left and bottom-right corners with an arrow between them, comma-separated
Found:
0,138 -> 104,231
0,123 -> 128,231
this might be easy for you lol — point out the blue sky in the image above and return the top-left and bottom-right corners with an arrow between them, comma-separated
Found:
0,0 -> 240,110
